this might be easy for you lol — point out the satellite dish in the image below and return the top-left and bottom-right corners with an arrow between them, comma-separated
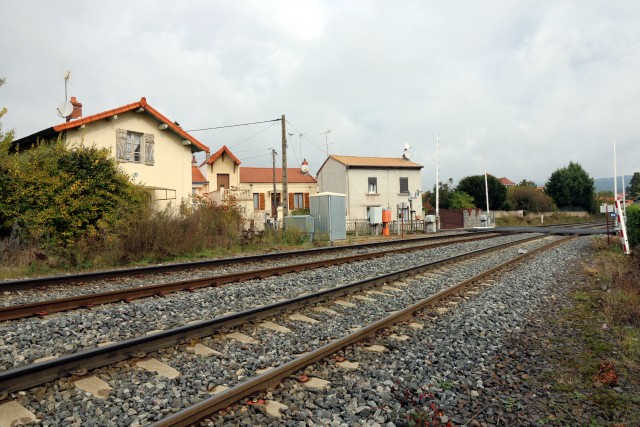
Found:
56,102 -> 73,118
403,143 -> 413,160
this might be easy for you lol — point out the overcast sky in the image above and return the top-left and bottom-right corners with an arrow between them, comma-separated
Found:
2,1 -> 638,190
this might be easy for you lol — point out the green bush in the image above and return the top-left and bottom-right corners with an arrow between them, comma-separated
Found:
0,138 -> 148,248
626,205 -> 640,248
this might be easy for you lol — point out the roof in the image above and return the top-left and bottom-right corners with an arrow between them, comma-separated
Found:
497,177 -> 516,186
12,97 -> 209,153
192,165 -> 208,184
318,155 -> 423,174
203,145 -> 241,166
240,167 -> 317,184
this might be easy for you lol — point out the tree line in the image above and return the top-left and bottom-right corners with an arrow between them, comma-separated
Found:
423,161 -> 607,213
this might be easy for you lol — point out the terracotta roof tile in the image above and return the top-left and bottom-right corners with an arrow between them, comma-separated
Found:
497,177 -> 516,186
204,145 -> 241,166
52,97 -> 209,153
240,167 -> 317,184
327,155 -> 423,168
192,165 -> 208,184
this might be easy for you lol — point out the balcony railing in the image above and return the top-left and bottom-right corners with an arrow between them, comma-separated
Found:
207,187 -> 253,204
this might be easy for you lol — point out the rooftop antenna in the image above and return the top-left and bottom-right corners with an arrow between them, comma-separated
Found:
318,129 -> 332,156
56,70 -> 73,119
63,70 -> 71,102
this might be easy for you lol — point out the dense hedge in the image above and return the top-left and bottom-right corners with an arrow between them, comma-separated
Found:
626,204 -> 640,248
0,138 -> 148,247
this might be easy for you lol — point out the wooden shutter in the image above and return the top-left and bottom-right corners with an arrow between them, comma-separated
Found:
304,193 -> 310,208
288,193 -> 294,210
144,133 -> 155,165
116,129 -> 127,161
259,193 -> 265,210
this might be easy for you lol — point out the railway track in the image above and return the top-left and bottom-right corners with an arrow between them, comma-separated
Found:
0,233 -> 502,321
0,233 -> 568,425
0,231 -> 476,292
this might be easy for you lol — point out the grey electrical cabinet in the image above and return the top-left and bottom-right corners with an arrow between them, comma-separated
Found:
310,192 -> 346,241
284,215 -> 315,242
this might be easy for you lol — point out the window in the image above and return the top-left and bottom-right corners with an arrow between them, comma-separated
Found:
399,177 -> 409,194
116,129 -> 154,164
293,193 -> 304,209
368,177 -> 377,194
128,132 -> 142,162
253,193 -> 260,210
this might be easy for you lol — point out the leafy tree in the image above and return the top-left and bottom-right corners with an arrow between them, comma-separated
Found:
626,172 -> 640,198
517,179 -> 537,188
545,162 -> 595,212
449,191 -> 475,209
507,186 -> 554,212
423,178 -> 455,210
456,175 -> 507,211
0,137 -> 148,246
0,78 -> 14,150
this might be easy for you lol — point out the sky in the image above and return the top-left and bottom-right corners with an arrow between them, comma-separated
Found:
1,0 -> 639,190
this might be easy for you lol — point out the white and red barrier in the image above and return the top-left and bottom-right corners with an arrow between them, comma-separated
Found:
615,199 -> 631,255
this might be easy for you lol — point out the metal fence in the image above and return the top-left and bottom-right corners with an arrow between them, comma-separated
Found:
346,220 -> 426,236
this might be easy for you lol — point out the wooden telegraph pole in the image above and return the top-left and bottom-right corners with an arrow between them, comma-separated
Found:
271,148 -> 277,219
281,114 -> 288,222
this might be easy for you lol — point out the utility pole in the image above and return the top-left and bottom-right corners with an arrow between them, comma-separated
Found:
436,133 -> 440,231
272,148 -> 278,219
281,114 -> 288,221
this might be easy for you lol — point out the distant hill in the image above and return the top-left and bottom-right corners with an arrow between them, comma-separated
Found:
594,176 -> 632,193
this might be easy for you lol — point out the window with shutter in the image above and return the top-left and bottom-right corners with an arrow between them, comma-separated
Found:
144,133 -> 155,165
259,193 -> 265,210
289,193 -> 295,210
304,193 -> 310,208
116,129 -> 127,161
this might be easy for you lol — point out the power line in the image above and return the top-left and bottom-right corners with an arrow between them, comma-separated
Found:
186,118 -> 280,132
229,121 -> 280,149
286,120 -> 327,156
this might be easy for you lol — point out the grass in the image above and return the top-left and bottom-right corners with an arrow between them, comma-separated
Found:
0,202 -> 319,280
496,212 -> 601,227
538,236 -> 640,425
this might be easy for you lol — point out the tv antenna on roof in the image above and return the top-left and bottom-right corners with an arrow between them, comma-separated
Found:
56,71 -> 73,119
318,129 -> 332,156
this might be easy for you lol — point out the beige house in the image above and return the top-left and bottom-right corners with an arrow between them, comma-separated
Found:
12,97 -> 210,210
240,166 -> 318,220
198,146 -> 317,227
316,155 -> 423,220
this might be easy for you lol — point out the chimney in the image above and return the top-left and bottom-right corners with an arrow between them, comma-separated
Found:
69,96 -> 83,119
192,155 -> 197,165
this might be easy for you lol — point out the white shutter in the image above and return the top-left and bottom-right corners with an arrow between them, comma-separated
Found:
116,129 -> 127,161
144,133 -> 155,165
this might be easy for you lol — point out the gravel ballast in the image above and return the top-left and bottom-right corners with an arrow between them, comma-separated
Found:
202,236 -> 595,426
0,233 -> 538,371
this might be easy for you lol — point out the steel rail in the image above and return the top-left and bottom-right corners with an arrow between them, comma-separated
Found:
0,233 -> 495,291
0,234 -> 502,321
0,235 -> 542,394
154,235 -> 576,427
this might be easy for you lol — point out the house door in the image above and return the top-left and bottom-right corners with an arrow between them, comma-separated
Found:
217,174 -> 230,190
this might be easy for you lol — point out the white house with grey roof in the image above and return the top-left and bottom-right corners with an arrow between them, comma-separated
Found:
316,155 -> 423,221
